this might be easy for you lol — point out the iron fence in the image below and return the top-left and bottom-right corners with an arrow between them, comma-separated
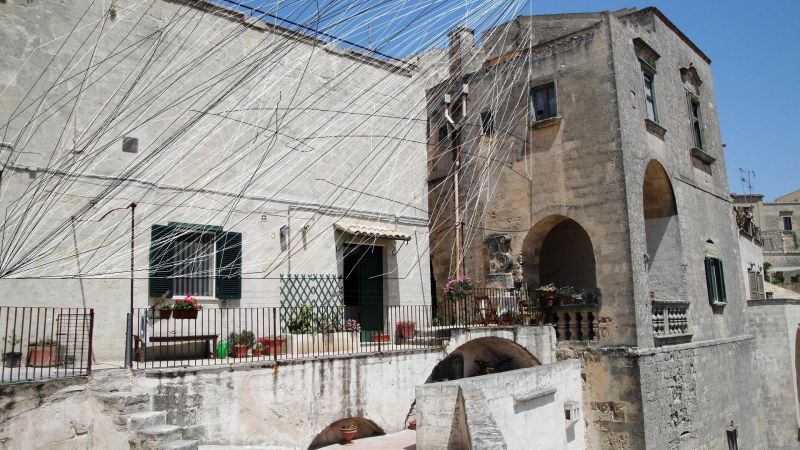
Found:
130,304 -> 448,369
434,287 -> 545,327
1,306 -> 94,384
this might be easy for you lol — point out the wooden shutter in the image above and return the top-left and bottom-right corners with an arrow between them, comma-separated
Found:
149,224 -> 175,298
216,231 -> 242,300
717,259 -> 727,302
704,257 -> 716,303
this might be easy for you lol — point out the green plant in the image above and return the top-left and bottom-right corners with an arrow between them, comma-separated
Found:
228,330 -> 255,348
37,338 -> 56,346
174,295 -> 202,311
108,6 -> 117,19
443,276 -> 474,300
5,334 -> 22,349
287,303 -> 317,334
432,315 -> 442,326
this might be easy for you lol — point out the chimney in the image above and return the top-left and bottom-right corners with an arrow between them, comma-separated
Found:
448,26 -> 476,78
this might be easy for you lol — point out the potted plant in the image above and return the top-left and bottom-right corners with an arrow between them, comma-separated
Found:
340,424 -> 358,445
3,334 -> 23,368
27,338 -> 59,367
228,330 -> 255,358
260,336 -> 285,356
172,295 -> 202,319
158,304 -> 172,319
536,284 -> 556,307
396,321 -> 416,339
252,341 -> 265,357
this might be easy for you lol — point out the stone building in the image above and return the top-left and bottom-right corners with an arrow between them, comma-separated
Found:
733,190 -> 800,292
0,0 -> 437,360
427,8 -> 766,449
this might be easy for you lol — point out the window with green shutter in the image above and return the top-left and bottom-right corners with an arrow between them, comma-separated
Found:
148,224 -> 242,300
704,257 -> 726,304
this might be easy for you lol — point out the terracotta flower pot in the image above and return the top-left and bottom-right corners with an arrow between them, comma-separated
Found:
27,344 -> 59,367
252,348 -> 263,357
264,337 -> 285,356
172,309 -> 198,319
370,333 -> 390,343
340,426 -> 358,445
396,322 -> 416,339
158,309 -> 172,319
232,344 -> 248,358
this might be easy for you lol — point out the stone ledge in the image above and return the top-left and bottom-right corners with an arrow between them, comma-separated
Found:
644,118 -> 666,139
512,387 -> 556,404
530,116 -> 562,130
690,146 -> 716,164
747,298 -> 800,306
575,335 -> 755,358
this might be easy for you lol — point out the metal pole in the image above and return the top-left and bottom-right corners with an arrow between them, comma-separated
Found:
129,203 -> 136,325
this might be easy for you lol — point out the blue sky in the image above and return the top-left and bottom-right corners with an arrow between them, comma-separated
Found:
220,1 -> 798,200
523,0 -> 799,200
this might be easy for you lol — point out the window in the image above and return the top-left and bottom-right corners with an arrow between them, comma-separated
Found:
748,269 -> 765,299
173,232 -> 215,297
149,223 -> 242,300
689,96 -> 703,149
726,427 -> 738,450
704,257 -> 727,304
530,83 -> 557,121
480,111 -> 494,135
783,216 -> 793,231
643,69 -> 658,122
438,125 -> 448,143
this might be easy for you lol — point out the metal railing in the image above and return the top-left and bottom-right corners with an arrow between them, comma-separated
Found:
1,307 -> 94,384
434,287 -> 545,328
130,304 -> 449,369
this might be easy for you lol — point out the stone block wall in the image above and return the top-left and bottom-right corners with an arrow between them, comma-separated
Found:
638,337 -> 767,449
416,359 -> 584,450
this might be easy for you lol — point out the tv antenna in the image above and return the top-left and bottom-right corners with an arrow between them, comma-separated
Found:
739,168 -> 755,196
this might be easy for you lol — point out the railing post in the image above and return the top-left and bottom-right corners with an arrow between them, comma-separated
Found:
88,309 -> 95,373
273,308 -> 278,362
124,312 -> 131,369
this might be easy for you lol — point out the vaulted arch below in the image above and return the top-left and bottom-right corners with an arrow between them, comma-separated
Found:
427,336 -> 540,382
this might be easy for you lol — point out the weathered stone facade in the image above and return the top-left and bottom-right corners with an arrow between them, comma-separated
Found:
427,8 -> 764,449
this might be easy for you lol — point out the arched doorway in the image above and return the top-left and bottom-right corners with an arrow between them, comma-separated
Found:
308,417 -> 384,449
642,160 -> 684,301
521,215 -> 597,289
427,336 -> 540,382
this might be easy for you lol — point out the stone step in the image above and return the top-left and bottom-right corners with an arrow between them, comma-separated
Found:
127,411 -> 167,431
136,424 -> 183,441
98,392 -> 151,414
158,440 -> 198,450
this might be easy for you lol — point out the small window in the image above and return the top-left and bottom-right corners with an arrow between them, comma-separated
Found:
726,427 -> 738,450
783,216 -> 793,231
438,125 -> 449,143
531,83 -> 557,121
122,136 -> 139,154
280,225 -> 289,251
480,111 -> 494,135
643,69 -> 658,122
689,96 -> 704,149
704,257 -> 727,304
173,232 -> 215,297
748,269 -> 765,299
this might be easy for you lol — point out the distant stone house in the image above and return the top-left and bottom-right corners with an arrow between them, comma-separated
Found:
0,0 -> 436,360
427,8 -> 766,449
733,190 -> 800,290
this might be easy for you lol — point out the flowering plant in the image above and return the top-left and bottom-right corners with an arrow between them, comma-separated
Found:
536,283 -> 556,292
318,320 -> 337,334
253,341 -> 265,351
174,295 -> 202,311
443,276 -> 474,299
343,319 -> 361,333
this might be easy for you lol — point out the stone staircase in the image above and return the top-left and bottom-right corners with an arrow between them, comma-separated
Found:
92,371 -> 198,450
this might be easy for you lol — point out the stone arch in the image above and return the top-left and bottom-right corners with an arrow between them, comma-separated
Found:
427,336 -> 540,382
521,215 -> 597,289
643,160 -> 685,301
308,417 -> 385,449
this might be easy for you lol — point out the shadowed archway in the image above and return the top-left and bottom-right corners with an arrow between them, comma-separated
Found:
521,215 -> 596,289
427,336 -> 540,382
308,417 -> 385,449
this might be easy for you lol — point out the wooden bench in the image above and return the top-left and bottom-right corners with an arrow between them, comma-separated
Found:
133,334 -> 218,362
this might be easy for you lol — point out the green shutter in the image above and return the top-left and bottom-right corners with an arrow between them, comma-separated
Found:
216,231 -> 242,300
149,224 -> 175,298
717,259 -> 727,303
704,257 -> 715,303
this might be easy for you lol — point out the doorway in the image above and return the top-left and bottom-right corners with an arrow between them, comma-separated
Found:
343,244 -> 384,341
